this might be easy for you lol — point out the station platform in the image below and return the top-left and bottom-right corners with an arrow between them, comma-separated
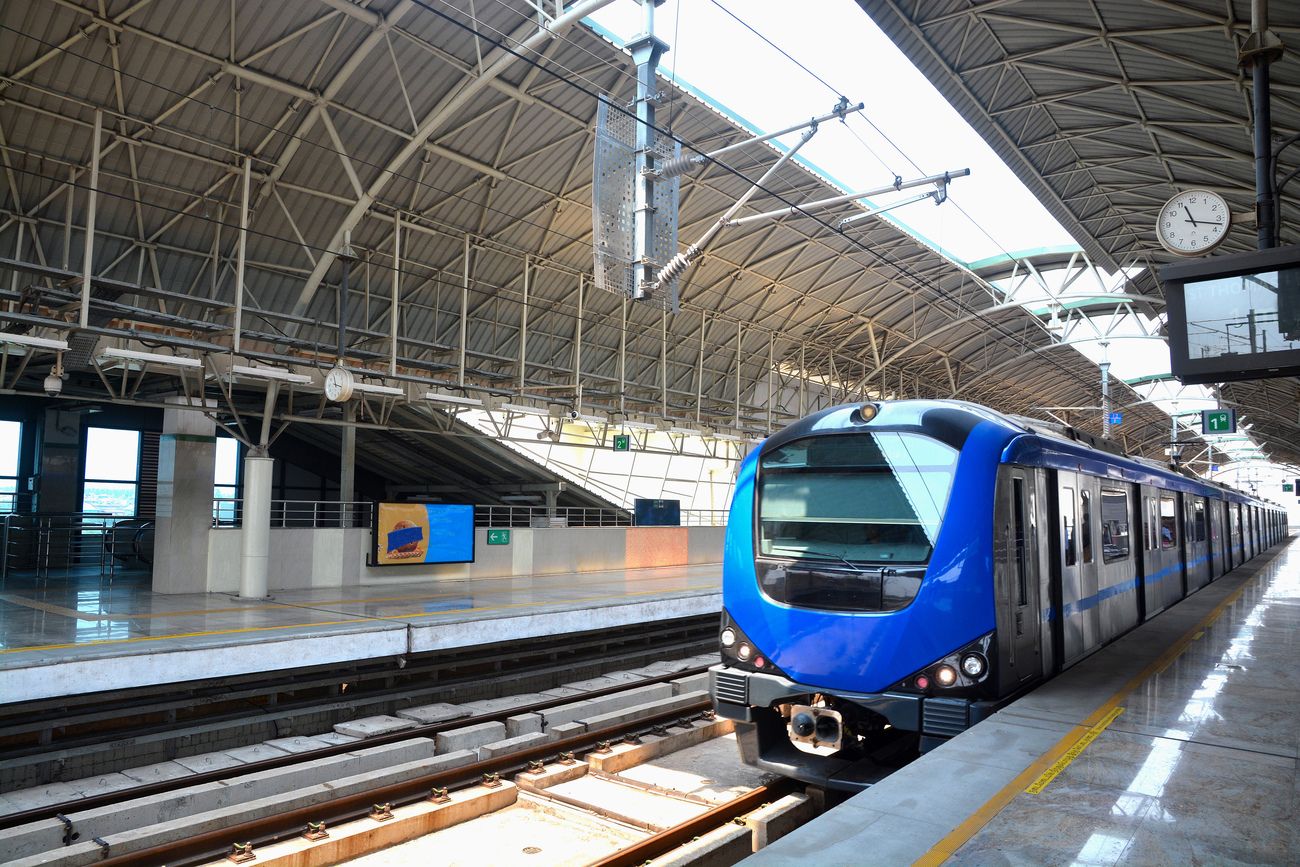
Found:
749,539 -> 1297,866
0,564 -> 721,705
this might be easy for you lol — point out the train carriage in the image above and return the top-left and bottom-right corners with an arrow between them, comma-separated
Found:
710,399 -> 1285,791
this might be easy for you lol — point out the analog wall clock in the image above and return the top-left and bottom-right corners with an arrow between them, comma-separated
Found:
1157,189 -> 1231,256
324,364 -> 354,402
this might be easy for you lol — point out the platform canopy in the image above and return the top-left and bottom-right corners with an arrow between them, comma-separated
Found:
858,0 -> 1300,469
0,0 -> 1231,467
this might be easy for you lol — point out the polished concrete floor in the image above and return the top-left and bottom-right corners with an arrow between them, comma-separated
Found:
0,564 -> 721,703
750,539 -> 1296,866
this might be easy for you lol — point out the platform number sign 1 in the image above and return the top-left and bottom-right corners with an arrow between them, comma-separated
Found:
613,433 -> 631,452
1201,409 -> 1235,435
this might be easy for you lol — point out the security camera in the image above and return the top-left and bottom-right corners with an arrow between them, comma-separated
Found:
43,373 -> 62,396
566,409 -> 579,420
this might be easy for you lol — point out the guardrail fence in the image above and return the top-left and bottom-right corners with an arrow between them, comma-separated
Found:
0,513 -> 154,587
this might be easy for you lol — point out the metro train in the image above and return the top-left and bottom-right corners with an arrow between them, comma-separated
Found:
709,399 -> 1287,791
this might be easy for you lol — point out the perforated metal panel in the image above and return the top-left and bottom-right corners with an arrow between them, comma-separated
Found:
592,96 -> 680,311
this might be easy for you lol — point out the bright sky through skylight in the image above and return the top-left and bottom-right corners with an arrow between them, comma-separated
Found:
587,0 -> 1077,264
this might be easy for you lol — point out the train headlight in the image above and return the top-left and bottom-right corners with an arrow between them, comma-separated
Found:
720,628 -> 737,648
961,653 -> 988,678
935,665 -> 958,687
737,643 -> 753,661
853,402 -> 879,424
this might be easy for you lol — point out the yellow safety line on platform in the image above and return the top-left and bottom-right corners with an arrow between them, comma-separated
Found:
0,586 -> 710,655
913,551 -> 1279,867
1025,706 -> 1124,795
0,593 -> 95,619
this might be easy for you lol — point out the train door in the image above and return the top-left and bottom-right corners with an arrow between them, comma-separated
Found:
994,466 -> 1043,687
1078,482 -> 1102,644
1056,472 -> 1088,665
1209,499 -> 1225,578
1188,497 -> 1210,591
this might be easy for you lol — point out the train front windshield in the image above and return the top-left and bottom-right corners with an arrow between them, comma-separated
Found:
757,432 -> 957,566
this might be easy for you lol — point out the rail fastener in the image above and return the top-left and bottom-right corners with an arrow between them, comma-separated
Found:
428,786 -> 451,804
226,842 -> 255,864
482,772 -> 502,788
368,803 -> 393,822
302,821 -> 328,841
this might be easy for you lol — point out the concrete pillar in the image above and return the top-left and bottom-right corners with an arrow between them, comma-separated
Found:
153,397 -> 216,594
239,452 -> 274,599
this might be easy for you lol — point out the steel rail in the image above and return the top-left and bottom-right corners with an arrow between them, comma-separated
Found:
0,664 -> 713,833
94,700 -> 715,867
591,778 -> 802,867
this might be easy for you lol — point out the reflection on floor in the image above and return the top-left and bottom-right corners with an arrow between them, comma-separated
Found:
750,541 -> 1297,866
0,563 -> 721,703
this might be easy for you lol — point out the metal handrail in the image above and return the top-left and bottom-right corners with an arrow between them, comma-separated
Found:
0,511 -> 141,585
210,500 -> 728,529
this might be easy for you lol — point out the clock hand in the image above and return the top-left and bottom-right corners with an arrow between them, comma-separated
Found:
1183,205 -> 1202,227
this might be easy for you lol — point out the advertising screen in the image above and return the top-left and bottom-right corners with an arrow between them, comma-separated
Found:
371,503 -> 475,566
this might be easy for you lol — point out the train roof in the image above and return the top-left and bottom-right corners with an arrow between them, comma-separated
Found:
765,399 -> 1279,511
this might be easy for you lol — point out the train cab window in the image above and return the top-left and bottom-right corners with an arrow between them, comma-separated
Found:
1062,486 -> 1076,567
1101,488 -> 1130,562
754,432 -> 958,612
756,431 -> 957,566
1159,495 -> 1178,549
1080,490 -> 1093,564
1193,500 -> 1207,543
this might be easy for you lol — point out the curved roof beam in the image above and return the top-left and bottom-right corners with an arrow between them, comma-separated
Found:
287,0 -> 618,325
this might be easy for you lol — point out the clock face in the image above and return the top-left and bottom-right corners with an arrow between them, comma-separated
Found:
1157,189 -> 1231,256
324,366 -> 353,402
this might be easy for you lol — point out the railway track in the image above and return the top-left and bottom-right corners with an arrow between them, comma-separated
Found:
111,705 -> 808,867
1,615 -> 717,795
2,650 -> 827,867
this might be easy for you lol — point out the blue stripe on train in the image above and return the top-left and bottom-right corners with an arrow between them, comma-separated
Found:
1046,553 -> 1212,620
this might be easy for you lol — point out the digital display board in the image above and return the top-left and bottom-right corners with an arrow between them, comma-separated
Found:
371,503 -> 475,566
1161,245 -> 1300,384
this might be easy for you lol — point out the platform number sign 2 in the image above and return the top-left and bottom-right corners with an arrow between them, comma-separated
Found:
1201,409 -> 1235,435
613,434 -> 631,452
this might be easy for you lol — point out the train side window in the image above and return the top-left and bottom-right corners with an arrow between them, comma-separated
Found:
1080,490 -> 1093,564
1101,488 -> 1130,562
1159,495 -> 1177,549
1194,500 -> 1206,543
1062,486 -> 1076,567
1149,498 -> 1159,551
1013,477 -> 1027,606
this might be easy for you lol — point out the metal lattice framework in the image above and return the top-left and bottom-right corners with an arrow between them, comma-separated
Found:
859,0 -> 1300,467
0,0 -> 1208,474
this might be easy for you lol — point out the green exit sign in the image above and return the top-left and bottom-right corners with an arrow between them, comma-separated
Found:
487,528 -> 510,545
1201,409 -> 1236,435
1285,484 -> 1294,493
613,434 -> 631,451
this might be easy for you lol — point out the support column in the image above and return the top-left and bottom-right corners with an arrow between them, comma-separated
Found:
340,404 -> 356,527
239,452 -> 273,599
239,383 -> 277,599
153,397 -> 216,594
